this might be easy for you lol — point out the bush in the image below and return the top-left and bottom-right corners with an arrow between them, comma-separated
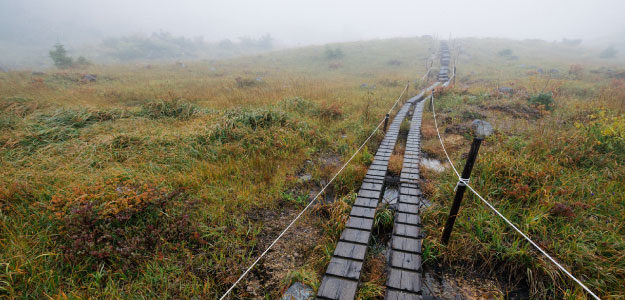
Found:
50,178 -> 202,270
497,49 -> 513,57
528,93 -> 555,110
600,46 -> 618,59
140,99 -> 197,120
324,47 -> 344,60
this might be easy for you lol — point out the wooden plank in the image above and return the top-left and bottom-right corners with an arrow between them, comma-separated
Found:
393,223 -> 421,238
390,251 -> 422,271
397,203 -> 419,214
361,181 -> 383,191
317,276 -> 358,300
334,241 -> 367,260
358,189 -> 380,199
340,228 -> 371,245
386,269 -> 421,293
398,195 -> 420,205
354,197 -> 378,208
366,169 -> 387,177
325,257 -> 363,280
400,187 -> 420,196
386,290 -> 421,300
346,216 -> 374,230
350,206 -> 375,219
391,236 -> 422,253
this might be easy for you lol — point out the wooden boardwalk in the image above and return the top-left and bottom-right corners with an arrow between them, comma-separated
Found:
315,95 -> 413,300
384,100 -> 426,300
316,42 -> 451,300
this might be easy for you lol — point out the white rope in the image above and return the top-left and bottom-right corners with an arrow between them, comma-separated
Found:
387,82 -> 409,115
429,89 -> 601,300
219,83 -> 409,300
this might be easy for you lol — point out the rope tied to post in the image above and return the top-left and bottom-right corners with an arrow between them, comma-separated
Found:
454,177 -> 470,192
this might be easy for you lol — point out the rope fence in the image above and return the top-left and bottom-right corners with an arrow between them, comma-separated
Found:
219,82 -> 410,299
429,88 -> 601,300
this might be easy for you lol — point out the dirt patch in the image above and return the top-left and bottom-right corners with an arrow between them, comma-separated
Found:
442,134 -> 466,152
244,206 -> 322,298
445,123 -> 471,136
481,103 -> 541,120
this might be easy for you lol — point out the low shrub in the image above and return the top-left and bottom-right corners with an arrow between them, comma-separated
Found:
140,99 -> 197,120
50,177 -> 203,270
528,93 -> 555,110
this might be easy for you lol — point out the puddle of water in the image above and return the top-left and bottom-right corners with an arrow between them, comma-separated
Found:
421,157 -> 446,172
382,187 -> 399,205
382,186 -> 432,207
422,269 -> 505,300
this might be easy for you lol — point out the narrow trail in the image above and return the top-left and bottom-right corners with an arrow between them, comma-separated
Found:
315,41 -> 451,300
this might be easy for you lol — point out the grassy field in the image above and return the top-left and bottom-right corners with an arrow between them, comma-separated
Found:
1,36 -> 624,299
420,39 -> 625,299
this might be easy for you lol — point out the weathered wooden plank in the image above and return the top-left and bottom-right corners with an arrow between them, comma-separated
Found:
398,195 -> 419,205
350,206 -> 375,219
358,189 -> 380,199
317,275 -> 358,300
397,203 -> 419,214
386,269 -> 421,293
361,181 -> 383,191
334,241 -> 367,260
401,173 -> 420,181
354,197 -> 378,208
393,223 -> 421,238
340,228 -> 371,245
400,187 -> 420,196
386,290 -> 421,300
391,236 -> 422,253
346,216 -> 374,230
325,257 -> 363,280
390,251 -> 422,271
366,169 -> 387,177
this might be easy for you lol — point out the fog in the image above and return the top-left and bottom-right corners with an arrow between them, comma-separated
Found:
2,0 -> 625,67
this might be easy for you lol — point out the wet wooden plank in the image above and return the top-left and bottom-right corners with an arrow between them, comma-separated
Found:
326,257 -> 363,280
358,189 -> 380,199
369,164 -> 388,171
346,216 -> 374,230
354,197 -> 378,208
366,169 -> 387,177
361,181 -> 383,191
334,241 -> 368,260
400,187 -> 420,196
317,275 -> 358,300
391,236 -> 422,253
397,203 -> 419,214
398,195 -> 420,205
340,228 -> 371,244
386,269 -> 421,293
401,173 -> 420,181
390,251 -> 422,271
350,206 -> 375,219
393,223 -> 421,238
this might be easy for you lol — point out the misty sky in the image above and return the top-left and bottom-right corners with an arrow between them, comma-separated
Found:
2,0 -> 625,46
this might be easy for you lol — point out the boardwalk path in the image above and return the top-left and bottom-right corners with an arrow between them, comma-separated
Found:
316,41 -> 450,300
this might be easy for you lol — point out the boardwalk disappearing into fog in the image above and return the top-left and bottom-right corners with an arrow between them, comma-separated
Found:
316,41 -> 451,300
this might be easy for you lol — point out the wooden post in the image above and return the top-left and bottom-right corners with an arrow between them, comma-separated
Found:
441,120 -> 493,245
383,113 -> 389,132
453,66 -> 456,85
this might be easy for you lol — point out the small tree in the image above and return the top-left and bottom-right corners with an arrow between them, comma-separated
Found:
600,46 -> 618,59
49,43 -> 73,68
